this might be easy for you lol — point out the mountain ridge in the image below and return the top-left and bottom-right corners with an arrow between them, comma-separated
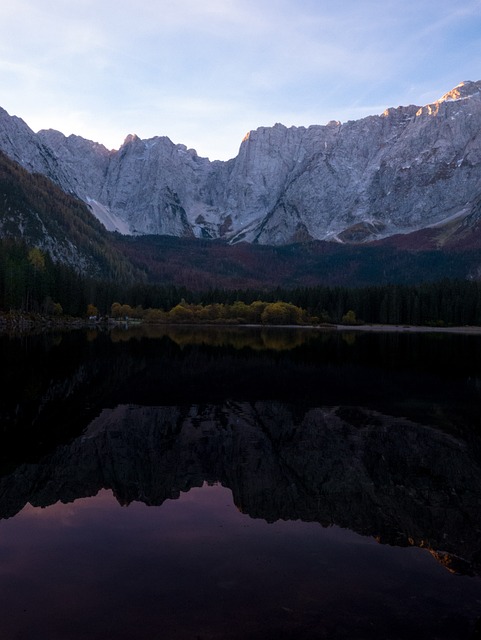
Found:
2,81 -> 481,246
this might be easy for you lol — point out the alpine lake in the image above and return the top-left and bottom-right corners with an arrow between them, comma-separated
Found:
1,324 -> 481,640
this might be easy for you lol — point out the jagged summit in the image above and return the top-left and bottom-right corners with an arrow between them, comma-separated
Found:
121,133 -> 141,146
1,81 -> 481,245
438,80 -> 481,103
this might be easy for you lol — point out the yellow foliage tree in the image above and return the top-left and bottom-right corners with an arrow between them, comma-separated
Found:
261,301 -> 304,325
28,247 -> 46,271
168,304 -> 195,323
87,303 -> 99,317
341,310 -> 357,325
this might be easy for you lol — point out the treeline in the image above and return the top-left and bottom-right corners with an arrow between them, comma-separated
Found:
1,238 -> 481,326
110,300 -> 313,326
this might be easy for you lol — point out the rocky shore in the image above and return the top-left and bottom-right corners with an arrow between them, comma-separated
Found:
0,311 -> 104,334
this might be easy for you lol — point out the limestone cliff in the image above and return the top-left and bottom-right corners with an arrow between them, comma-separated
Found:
2,81 -> 481,244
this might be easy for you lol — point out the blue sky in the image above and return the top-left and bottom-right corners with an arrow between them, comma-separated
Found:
1,0 -> 481,160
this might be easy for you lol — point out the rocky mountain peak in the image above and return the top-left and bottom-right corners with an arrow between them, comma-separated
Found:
438,80 -> 481,103
121,133 -> 141,146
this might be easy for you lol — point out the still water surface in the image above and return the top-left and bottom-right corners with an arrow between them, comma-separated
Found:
1,326 -> 481,639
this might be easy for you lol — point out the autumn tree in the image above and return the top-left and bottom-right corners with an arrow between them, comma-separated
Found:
87,303 -> 99,317
168,303 -> 195,323
111,302 -> 122,318
341,310 -> 358,325
261,302 -> 305,325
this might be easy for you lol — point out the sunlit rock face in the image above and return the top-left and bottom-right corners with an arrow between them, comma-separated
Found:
2,80 -> 481,244
1,402 -> 481,575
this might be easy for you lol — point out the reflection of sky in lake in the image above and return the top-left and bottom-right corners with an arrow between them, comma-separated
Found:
1,484 -> 481,640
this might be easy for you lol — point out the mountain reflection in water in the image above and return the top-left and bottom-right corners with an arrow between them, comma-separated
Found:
1,326 -> 481,639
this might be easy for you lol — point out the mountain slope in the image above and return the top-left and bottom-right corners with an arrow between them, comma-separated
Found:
0,150 -> 140,280
113,234 -> 481,289
2,81 -> 481,246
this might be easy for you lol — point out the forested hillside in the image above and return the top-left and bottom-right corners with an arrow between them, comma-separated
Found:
114,234 -> 481,290
0,151 -> 141,282
2,236 -> 481,326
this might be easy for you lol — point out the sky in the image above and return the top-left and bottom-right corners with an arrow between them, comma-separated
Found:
1,0 -> 481,161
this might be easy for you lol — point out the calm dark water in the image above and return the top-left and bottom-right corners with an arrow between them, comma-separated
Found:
1,326 -> 481,639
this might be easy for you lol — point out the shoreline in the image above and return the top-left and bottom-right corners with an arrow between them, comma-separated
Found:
2,311 -> 481,336
332,323 -> 481,335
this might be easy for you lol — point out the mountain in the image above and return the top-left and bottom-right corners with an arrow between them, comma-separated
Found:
2,81 -> 481,246
1,140 -> 481,291
1,144 -> 481,290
